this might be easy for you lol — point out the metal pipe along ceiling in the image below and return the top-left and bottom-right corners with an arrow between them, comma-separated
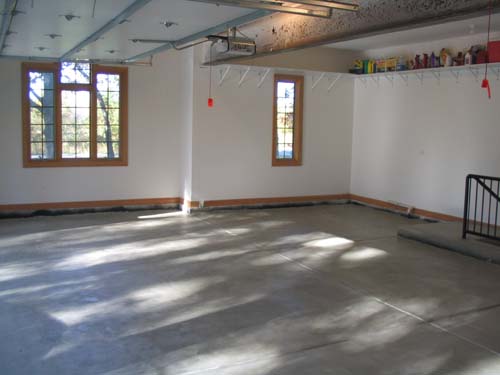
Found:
186,0 -> 358,19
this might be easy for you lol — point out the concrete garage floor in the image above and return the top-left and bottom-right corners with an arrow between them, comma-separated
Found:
1,205 -> 500,375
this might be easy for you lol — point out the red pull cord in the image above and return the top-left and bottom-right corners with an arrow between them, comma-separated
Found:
483,0 -> 492,99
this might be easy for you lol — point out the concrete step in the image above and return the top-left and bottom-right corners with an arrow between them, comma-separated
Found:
398,222 -> 500,264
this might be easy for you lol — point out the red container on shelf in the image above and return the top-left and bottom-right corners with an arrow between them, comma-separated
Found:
477,50 -> 488,64
488,41 -> 500,63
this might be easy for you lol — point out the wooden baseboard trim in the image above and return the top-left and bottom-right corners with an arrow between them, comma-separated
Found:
0,197 -> 181,212
181,200 -> 200,210
349,194 -> 461,222
1,194 -> 461,222
187,194 -> 350,209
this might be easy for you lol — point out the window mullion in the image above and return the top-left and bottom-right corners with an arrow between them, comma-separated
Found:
91,69 -> 98,161
55,64 -> 62,162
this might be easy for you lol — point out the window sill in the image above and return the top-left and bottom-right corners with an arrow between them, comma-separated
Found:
23,159 -> 128,168
272,159 -> 302,167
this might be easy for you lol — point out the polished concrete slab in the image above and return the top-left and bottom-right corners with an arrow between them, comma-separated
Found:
399,221 -> 500,264
1,204 -> 500,374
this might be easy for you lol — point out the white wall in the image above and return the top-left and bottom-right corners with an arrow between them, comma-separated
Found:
0,47 -> 354,207
190,48 -> 354,202
0,52 -> 187,205
6,32 -> 497,217
351,72 -> 500,218
351,33 -> 500,217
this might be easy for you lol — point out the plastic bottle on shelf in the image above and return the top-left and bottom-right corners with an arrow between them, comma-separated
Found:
465,50 -> 473,65
430,52 -> 437,68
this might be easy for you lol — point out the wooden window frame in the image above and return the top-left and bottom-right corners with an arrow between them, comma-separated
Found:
272,74 -> 303,167
22,62 -> 128,168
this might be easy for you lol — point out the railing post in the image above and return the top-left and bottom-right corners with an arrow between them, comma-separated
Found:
462,175 -> 470,239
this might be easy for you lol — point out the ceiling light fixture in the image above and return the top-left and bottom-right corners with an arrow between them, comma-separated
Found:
59,13 -> 81,21
45,33 -> 62,39
161,21 -> 178,28
186,0 -> 358,18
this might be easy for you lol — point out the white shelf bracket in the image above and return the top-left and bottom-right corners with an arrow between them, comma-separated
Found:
311,72 -> 325,90
370,75 -> 379,87
385,74 -> 394,87
257,68 -> 271,88
327,74 -> 341,92
359,77 -> 367,87
432,71 -> 440,84
238,67 -> 250,87
218,66 -> 231,86
417,72 -> 424,85
495,67 -> 500,80
449,69 -> 460,82
469,67 -> 479,82
398,73 -> 409,85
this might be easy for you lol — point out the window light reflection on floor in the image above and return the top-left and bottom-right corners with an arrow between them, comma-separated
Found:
138,211 -> 186,219
305,236 -> 354,250
340,247 -> 387,262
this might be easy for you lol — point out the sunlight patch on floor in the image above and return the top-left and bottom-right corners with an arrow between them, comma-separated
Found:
340,247 -> 388,263
305,236 -> 354,250
130,277 -> 226,308
138,211 -> 186,220
54,237 -> 208,270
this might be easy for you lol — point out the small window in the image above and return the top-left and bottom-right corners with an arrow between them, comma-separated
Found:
60,62 -> 91,84
22,63 -> 128,167
273,74 -> 303,166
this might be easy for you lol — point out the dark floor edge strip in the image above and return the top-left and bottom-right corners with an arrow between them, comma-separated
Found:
398,232 -> 500,265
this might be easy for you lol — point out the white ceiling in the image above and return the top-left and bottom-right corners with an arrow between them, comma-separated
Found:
327,13 -> 500,51
4,1 -> 500,62
2,0 -> 254,60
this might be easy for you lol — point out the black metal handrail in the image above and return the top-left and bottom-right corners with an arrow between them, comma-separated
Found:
463,174 -> 500,240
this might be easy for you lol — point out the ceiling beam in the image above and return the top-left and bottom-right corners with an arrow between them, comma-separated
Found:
60,0 -> 154,60
0,0 -> 18,55
186,0 -> 332,19
125,9 -> 270,62
289,0 -> 359,12
221,0 -> 500,61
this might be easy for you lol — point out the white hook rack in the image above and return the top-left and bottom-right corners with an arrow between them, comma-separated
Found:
203,62 -> 500,89
353,63 -> 500,87
201,64 -> 350,92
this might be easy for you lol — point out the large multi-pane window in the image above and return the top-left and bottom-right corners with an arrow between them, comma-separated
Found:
272,74 -> 303,166
22,62 -> 128,167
